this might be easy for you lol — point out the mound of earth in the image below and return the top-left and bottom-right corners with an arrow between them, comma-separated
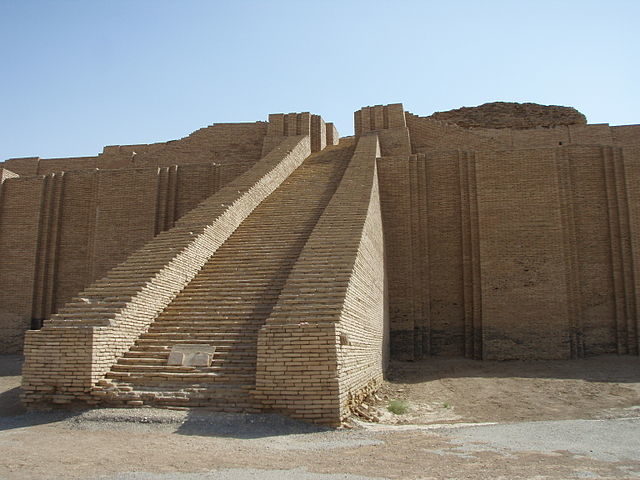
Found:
428,101 -> 587,129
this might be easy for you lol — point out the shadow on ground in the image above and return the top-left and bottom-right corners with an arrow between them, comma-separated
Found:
385,355 -> 640,385
175,410 -> 332,439
0,354 -> 87,431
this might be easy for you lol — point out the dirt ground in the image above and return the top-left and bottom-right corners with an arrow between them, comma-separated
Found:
370,356 -> 640,425
1,354 -> 639,480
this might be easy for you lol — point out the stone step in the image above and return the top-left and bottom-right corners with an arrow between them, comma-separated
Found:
95,383 -> 258,409
116,356 -> 256,368
146,317 -> 263,324
143,331 -> 260,338
105,371 -> 254,384
110,363 -> 255,374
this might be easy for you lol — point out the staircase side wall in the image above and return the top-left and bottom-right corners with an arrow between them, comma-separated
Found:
21,136 -> 311,406
253,135 -> 383,425
336,168 -> 388,415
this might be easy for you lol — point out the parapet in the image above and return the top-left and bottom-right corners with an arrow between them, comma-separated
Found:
354,103 -> 406,135
354,104 -> 410,156
262,112 -> 337,156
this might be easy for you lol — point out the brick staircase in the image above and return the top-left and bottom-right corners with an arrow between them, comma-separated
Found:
94,139 -> 356,410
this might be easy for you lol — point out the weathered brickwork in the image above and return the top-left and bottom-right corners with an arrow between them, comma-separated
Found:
1,102 -> 639,424
428,101 -> 587,129
1,157 -> 40,176
466,123 -> 640,149
625,146 -> 640,356
0,163 -> 225,352
377,103 -> 640,360
336,169 -> 388,415
261,112 -> 335,157
354,104 -> 411,156
92,138 -> 356,413
1,121 -> 269,182
476,149 -> 571,359
253,135 -> 386,424
0,175 -> 44,351
326,123 -> 339,147
21,136 -> 311,406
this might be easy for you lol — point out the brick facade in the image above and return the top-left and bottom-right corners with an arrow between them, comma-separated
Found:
1,103 -> 639,424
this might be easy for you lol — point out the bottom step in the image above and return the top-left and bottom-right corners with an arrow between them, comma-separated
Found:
93,381 -> 258,411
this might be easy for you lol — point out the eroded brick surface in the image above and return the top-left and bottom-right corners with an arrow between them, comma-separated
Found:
2,103 -> 639,423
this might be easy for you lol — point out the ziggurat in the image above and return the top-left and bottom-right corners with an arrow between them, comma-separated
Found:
1,102 -> 639,425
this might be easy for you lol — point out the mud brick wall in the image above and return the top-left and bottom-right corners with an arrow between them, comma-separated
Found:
407,113 -> 638,152
98,143 -> 168,170
336,171 -> 388,413
511,128 -> 571,148
612,125 -> 640,145
135,122 -> 267,174
378,152 -> 477,359
477,146 -> 639,359
563,145 -> 639,355
468,126 -> 572,148
0,175 -> 44,352
21,136 -> 311,406
378,144 -> 640,360
354,104 -> 410,156
101,122 -> 267,180
37,157 -> 98,175
1,157 -> 40,176
475,149 -> 571,359
569,124 -> 614,145
262,112 -> 333,157
623,146 -> 640,355
0,163 -> 224,353
376,157 -> 418,359
405,113 -> 508,153
560,145 -> 617,355
90,168 -> 161,282
311,115 -> 327,153
354,104 -> 406,134
326,123 -> 339,146
2,121 -> 268,179
468,124 -> 640,149
254,135 -> 386,425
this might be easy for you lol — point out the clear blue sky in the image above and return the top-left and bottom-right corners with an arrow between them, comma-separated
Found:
1,0 -> 639,160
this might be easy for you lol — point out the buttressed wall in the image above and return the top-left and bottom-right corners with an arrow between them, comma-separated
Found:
3,101 -> 640,424
0,115 -> 335,353
367,102 -> 640,360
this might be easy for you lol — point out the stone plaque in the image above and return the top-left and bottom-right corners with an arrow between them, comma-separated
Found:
167,344 -> 216,367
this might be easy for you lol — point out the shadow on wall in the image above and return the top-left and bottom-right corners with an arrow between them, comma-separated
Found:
386,356 -> 640,385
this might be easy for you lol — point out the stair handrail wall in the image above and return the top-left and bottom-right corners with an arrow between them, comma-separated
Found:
253,134 -> 386,424
21,136 -> 312,407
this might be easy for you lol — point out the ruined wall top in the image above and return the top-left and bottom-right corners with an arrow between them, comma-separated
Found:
354,104 -> 406,135
427,102 -> 587,130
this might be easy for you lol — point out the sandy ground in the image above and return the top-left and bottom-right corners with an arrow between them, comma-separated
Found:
1,354 -> 640,479
370,356 -> 640,425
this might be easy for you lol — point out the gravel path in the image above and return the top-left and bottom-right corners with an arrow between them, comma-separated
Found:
441,417 -> 640,463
